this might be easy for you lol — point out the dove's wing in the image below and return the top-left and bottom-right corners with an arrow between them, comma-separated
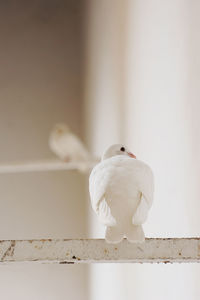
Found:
61,133 -> 90,160
132,161 -> 154,225
90,157 -> 154,227
89,163 -> 116,226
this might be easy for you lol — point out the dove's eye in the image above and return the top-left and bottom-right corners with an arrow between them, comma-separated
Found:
120,147 -> 125,152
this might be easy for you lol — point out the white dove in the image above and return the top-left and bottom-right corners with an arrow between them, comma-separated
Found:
89,144 -> 154,243
49,123 -> 90,163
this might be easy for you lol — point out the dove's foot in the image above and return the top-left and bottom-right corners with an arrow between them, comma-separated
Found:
126,225 -> 145,243
105,226 -> 124,244
63,156 -> 71,162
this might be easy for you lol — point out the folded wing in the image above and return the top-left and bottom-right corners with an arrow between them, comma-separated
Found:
132,162 -> 154,225
89,163 -> 116,226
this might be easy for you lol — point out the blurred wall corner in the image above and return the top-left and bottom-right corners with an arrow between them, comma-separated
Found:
83,1 -> 131,300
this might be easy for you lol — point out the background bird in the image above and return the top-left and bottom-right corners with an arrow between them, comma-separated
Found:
49,123 -> 91,163
89,144 -> 154,243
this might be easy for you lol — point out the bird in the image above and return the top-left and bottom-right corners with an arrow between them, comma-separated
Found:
89,144 -> 154,243
49,123 -> 90,163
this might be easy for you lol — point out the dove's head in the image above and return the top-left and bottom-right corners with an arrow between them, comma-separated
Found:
51,123 -> 70,137
102,144 -> 136,160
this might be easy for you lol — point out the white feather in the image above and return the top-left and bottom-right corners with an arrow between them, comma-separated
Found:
49,123 -> 90,162
89,151 -> 154,243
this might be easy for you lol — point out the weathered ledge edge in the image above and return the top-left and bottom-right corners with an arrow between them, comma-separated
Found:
0,238 -> 199,264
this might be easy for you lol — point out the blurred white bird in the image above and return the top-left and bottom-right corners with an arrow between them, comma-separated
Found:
89,144 -> 154,243
49,123 -> 90,163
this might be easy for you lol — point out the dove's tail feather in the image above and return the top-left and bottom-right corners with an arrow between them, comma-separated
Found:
125,224 -> 145,243
105,226 -> 124,244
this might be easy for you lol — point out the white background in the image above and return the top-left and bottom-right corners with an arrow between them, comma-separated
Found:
0,0 -> 200,299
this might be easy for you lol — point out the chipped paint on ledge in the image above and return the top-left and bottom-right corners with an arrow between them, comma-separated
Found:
0,238 -> 200,264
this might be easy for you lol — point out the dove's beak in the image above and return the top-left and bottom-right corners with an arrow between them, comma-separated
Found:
128,152 -> 136,159
57,129 -> 63,134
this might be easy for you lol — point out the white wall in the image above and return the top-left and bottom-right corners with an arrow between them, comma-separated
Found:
0,1 -> 88,299
84,0 -> 200,299
122,2 -> 200,299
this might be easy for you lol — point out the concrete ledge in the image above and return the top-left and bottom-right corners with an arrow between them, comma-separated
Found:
0,238 -> 200,264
